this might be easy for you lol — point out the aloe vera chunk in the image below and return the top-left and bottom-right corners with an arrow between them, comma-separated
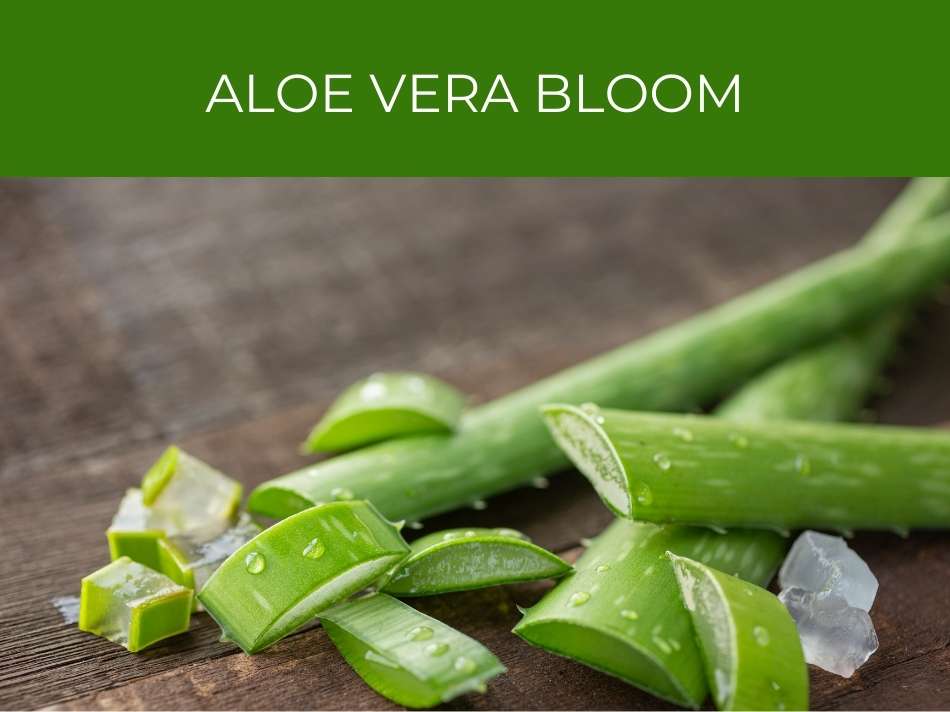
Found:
141,446 -> 242,532
514,521 -> 786,707
543,405 -> 950,531
78,556 -> 193,652
321,593 -> 505,708
669,554 -> 808,711
250,213 -> 950,523
305,372 -> 466,453
382,527 -> 571,596
107,488 -> 167,570
198,501 -> 409,654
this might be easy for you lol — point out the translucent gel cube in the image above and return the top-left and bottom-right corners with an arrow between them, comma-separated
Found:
145,448 -> 242,535
79,557 -> 193,652
779,530 -> 878,611
779,587 -> 879,678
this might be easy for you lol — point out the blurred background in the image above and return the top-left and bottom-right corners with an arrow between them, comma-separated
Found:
2,179 -> 948,710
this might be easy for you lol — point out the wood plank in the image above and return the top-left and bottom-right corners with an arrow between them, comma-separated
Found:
2,179 -> 948,710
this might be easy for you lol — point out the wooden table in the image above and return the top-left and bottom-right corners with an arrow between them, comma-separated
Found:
1,179 -> 947,710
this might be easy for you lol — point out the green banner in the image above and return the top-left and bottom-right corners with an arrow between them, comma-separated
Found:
3,2 -> 948,176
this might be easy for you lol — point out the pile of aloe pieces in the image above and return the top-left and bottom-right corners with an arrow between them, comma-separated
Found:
77,179 -> 950,711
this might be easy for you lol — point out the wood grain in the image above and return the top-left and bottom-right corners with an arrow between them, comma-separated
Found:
0,179 -> 947,710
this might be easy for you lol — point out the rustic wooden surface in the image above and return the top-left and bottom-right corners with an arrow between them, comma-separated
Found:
0,179 -> 948,711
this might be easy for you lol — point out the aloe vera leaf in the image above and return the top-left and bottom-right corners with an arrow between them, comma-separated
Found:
249,215 -> 950,523
669,554 -> 808,711
381,527 -> 571,597
304,372 -> 466,453
320,593 -> 505,708
197,501 -> 409,654
78,556 -> 193,653
543,405 -> 950,531
513,521 -> 785,707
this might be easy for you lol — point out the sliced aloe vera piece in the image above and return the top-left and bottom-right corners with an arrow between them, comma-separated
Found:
140,446 -> 242,533
78,556 -> 193,652
382,527 -> 571,596
304,372 -> 466,453
198,501 -> 409,654
543,405 -> 950,530
668,554 -> 808,711
514,520 -> 785,708
321,593 -> 505,708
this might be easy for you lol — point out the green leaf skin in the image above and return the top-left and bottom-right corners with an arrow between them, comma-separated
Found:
514,521 -> 786,708
381,527 -> 571,596
79,557 -> 193,653
543,406 -> 950,531
304,372 -> 466,453
669,554 -> 808,711
321,593 -> 505,708
249,213 -> 950,523
141,445 -> 181,505
198,501 -> 409,654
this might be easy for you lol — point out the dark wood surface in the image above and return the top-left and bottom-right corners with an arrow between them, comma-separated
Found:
1,179 -> 948,711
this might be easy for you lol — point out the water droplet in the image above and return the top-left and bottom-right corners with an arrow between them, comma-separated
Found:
653,453 -> 672,471
442,531 -> 461,541
473,683 -> 488,694
531,476 -> 550,489
708,524 -> 727,535
620,609 -> 639,620
495,527 -> 523,539
364,650 -> 400,669
596,563 -> 611,573
453,656 -> 476,673
244,551 -> 265,574
425,642 -> 449,657
331,486 -> 354,501
407,521 -> 424,530
302,537 -> 326,559
653,636 -> 673,654
634,482 -> 653,506
470,499 -> 487,511
672,427 -> 694,442
670,639 -> 681,651
407,625 -> 433,641
463,530 -> 477,537
580,402 -> 600,415
771,680 -> 781,691
794,454 -> 811,476
753,625 -> 770,646
568,591 -> 591,607
729,432 -> 749,448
